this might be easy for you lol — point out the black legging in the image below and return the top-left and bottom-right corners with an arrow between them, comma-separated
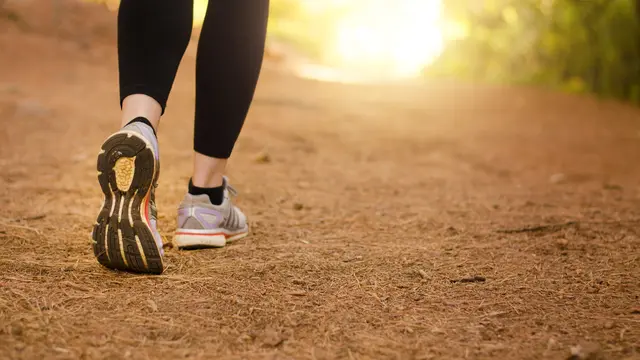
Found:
118,0 -> 269,159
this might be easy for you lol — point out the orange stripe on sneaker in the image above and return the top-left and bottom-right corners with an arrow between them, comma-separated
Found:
144,193 -> 150,225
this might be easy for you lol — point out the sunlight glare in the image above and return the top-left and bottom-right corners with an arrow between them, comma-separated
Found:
331,0 -> 444,79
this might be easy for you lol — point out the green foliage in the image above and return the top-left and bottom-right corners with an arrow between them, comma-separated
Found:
428,0 -> 640,103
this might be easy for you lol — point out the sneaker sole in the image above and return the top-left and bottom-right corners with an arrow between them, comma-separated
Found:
92,131 -> 164,274
174,228 -> 249,250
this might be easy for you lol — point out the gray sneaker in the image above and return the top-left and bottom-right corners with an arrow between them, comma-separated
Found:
92,121 -> 164,274
175,178 -> 249,249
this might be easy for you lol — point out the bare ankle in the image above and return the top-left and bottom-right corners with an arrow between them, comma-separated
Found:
191,152 -> 227,188
121,94 -> 162,131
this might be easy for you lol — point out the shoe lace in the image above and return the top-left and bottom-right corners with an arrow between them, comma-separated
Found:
227,183 -> 238,197
223,176 -> 238,197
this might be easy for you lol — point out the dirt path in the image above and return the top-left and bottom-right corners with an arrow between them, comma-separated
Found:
1,16 -> 639,360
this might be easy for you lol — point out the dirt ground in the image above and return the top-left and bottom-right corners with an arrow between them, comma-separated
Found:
0,2 -> 639,360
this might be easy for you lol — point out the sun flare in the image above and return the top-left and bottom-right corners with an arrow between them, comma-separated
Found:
309,0 -> 442,81
332,0 -> 443,78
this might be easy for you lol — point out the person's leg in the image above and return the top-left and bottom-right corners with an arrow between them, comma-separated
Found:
118,0 -> 193,130
191,0 -> 270,188
93,0 -> 193,274
175,0 -> 270,249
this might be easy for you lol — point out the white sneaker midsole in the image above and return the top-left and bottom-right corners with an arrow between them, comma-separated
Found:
174,227 -> 249,248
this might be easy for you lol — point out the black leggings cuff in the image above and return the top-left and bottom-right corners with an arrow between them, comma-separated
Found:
120,84 -> 169,115
193,146 -> 232,160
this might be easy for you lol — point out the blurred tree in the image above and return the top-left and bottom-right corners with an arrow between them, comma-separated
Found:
429,0 -> 640,104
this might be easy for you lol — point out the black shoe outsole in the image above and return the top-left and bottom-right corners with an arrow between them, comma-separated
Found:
92,132 -> 164,274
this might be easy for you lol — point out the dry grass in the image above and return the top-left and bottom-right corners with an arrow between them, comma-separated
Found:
0,2 -> 639,359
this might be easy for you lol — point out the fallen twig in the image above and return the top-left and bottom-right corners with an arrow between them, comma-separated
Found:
450,276 -> 486,284
496,221 -> 578,234
61,281 -> 91,292
287,290 -> 307,296
417,269 -> 429,279
0,221 -> 42,235
21,214 -> 46,221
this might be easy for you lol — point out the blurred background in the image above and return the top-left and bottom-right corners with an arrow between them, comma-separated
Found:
3,0 -> 640,102
2,1 -> 640,359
